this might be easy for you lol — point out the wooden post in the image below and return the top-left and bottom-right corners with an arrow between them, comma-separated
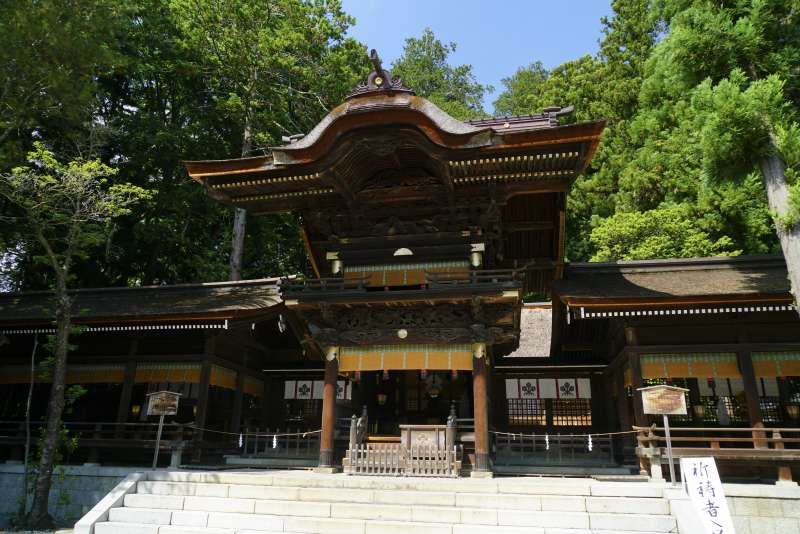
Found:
472,349 -> 492,477
116,360 -> 137,425
737,350 -> 766,447
192,359 -> 212,461
629,352 -> 647,427
231,370 -> 245,434
317,356 -> 338,471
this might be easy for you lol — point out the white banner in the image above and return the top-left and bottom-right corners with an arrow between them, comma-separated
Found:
312,380 -> 324,400
296,380 -> 313,399
505,379 -> 520,399
680,457 -> 735,534
505,377 -> 591,399
519,379 -> 538,399
283,380 -> 296,400
336,380 -> 352,400
577,378 -> 592,399
538,378 -> 557,399
557,378 -> 577,398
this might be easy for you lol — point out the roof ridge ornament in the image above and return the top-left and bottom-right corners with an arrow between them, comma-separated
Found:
346,48 -> 415,100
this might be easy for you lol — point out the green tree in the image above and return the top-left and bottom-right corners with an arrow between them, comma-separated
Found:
392,28 -> 491,120
170,0 -> 365,280
0,144 -> 149,527
624,0 -> 799,298
590,203 -> 739,261
0,0 -> 126,166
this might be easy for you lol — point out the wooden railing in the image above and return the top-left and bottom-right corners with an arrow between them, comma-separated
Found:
347,443 -> 460,477
0,420 -> 191,447
425,269 -> 520,288
240,427 -> 320,458
0,420 -> 191,466
634,425 -> 800,482
281,268 -> 522,295
495,432 -> 615,467
343,411 -> 462,477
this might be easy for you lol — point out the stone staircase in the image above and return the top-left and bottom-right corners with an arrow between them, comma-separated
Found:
87,470 -> 679,534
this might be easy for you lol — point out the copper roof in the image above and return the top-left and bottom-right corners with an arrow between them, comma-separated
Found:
553,255 -> 791,304
0,278 -> 282,325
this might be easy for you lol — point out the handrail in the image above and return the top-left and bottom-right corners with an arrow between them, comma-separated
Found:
633,425 -> 800,433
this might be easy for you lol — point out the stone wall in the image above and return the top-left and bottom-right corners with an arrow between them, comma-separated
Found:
0,463 -> 140,529
725,483 -> 800,534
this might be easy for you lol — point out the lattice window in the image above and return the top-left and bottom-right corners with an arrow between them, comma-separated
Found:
284,399 -> 321,424
700,396 -> 747,424
506,399 -> 546,426
552,399 -> 592,427
759,397 -> 783,424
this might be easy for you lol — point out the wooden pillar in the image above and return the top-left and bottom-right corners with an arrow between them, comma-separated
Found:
590,374 -> 608,432
116,360 -> 137,424
687,378 -> 703,425
317,356 -> 338,470
193,359 -> 212,459
629,352 -> 646,427
614,367 -> 631,432
472,350 -> 491,476
231,370 -> 245,434
737,350 -> 766,446
116,339 -> 139,424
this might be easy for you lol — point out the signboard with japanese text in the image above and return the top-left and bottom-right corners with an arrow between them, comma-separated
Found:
146,391 -> 180,416
640,384 -> 688,415
680,457 -> 735,534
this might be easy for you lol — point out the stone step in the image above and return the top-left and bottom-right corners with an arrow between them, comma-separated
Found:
95,522 -> 676,534
106,503 -> 676,531
145,471 -> 665,497
138,474 -> 665,500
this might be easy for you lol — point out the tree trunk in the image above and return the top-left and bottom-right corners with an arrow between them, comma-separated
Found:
29,285 -> 71,528
229,110 -> 254,282
19,334 -> 38,518
760,137 -> 800,310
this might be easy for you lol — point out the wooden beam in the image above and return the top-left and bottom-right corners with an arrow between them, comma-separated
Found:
505,221 -> 555,233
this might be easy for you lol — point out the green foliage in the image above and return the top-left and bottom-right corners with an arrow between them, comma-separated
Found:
590,204 -> 740,261
493,0 -> 798,261
392,28 -> 491,119
0,143 -> 150,287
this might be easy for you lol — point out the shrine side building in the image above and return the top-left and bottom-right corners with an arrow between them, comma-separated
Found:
0,58 -> 798,480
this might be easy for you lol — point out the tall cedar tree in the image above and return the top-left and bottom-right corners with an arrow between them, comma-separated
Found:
170,0 -> 365,280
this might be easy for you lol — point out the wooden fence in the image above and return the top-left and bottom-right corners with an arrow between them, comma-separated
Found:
240,427 -> 319,458
635,425 -> 800,482
345,443 -> 461,477
495,432 -> 615,466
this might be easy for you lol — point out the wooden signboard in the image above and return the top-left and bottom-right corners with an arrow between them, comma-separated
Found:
637,384 -> 688,485
640,384 -> 688,415
146,391 -> 181,469
146,390 -> 181,416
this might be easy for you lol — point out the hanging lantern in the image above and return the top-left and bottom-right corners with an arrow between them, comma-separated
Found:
451,369 -> 458,380
354,371 -> 361,383
420,369 -> 428,379
382,369 -> 390,381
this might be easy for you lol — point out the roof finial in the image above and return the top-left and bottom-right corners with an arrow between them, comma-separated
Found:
346,48 -> 415,100
369,49 -> 383,78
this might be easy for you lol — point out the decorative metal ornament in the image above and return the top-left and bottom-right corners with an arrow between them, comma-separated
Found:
346,49 -> 415,100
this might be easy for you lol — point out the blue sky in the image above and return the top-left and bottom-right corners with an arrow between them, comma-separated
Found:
341,0 -> 613,113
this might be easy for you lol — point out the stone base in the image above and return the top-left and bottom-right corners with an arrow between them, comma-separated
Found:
312,466 -> 340,474
775,479 -> 798,487
470,470 -> 494,479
